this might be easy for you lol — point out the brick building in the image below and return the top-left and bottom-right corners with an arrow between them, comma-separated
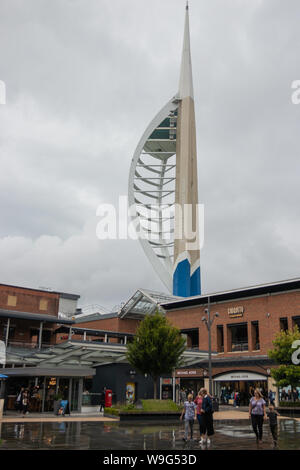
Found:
72,279 -> 300,406
1,278 -> 299,410
0,283 -> 87,413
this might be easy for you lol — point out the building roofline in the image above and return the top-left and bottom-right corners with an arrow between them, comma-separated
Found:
0,309 -> 73,325
0,282 -> 80,300
162,277 -> 300,310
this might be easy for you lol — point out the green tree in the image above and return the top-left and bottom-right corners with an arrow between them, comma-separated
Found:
126,311 -> 186,399
268,327 -> 300,397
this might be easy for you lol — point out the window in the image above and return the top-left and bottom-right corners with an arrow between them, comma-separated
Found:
280,317 -> 288,332
39,299 -> 48,311
217,325 -> 224,353
7,295 -> 17,307
292,317 -> 300,331
228,323 -> 248,352
181,329 -> 199,349
251,321 -> 260,350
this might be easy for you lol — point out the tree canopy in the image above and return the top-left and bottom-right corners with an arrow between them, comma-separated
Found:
126,311 -> 186,399
268,327 -> 300,392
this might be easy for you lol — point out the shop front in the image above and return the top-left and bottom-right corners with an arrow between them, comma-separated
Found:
1,367 -> 95,413
213,371 -> 268,405
175,368 -> 205,401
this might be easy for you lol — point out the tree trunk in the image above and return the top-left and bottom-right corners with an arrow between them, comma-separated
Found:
153,377 -> 158,399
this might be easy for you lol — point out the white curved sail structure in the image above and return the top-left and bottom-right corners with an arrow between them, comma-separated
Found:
129,97 -> 179,292
128,4 -> 201,297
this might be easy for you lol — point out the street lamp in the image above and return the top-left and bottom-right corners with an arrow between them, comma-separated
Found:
202,297 -> 219,396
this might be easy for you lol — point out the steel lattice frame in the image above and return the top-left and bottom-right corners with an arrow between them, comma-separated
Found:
128,96 -> 180,293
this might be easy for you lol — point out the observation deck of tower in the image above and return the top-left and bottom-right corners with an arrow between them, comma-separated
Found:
128,3 -> 201,297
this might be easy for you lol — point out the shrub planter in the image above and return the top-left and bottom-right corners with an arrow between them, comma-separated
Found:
276,407 -> 300,417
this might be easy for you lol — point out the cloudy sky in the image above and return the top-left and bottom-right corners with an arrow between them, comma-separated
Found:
0,0 -> 300,310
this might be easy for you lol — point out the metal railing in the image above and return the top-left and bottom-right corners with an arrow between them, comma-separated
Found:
6,340 -> 52,350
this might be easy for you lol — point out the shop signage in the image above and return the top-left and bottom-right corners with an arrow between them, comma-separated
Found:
162,379 -> 172,385
175,369 -> 203,377
214,371 -> 267,382
228,306 -> 244,318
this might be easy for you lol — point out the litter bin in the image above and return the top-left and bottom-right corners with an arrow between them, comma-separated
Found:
212,397 -> 219,412
105,389 -> 112,408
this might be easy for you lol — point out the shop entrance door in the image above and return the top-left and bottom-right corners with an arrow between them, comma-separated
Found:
216,380 -> 268,405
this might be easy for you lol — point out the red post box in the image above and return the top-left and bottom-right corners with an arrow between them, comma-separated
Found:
105,389 -> 112,408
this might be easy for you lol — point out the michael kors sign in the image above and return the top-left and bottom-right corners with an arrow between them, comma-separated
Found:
228,306 -> 244,318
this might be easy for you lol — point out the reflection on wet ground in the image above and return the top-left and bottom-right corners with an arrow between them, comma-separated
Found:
0,419 -> 299,450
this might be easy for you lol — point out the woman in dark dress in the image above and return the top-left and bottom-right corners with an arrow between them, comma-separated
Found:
200,389 -> 215,446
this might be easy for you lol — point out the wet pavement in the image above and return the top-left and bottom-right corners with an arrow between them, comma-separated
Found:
0,419 -> 299,450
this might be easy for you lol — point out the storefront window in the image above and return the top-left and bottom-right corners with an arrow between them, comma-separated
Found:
215,380 -> 268,405
44,377 -> 57,411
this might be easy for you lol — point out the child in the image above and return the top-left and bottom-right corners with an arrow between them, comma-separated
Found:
180,393 -> 197,441
267,404 -> 280,448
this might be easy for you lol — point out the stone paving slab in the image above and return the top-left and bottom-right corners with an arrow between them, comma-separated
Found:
0,409 -> 294,424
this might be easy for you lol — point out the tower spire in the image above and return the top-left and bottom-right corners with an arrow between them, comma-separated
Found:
179,2 -> 194,99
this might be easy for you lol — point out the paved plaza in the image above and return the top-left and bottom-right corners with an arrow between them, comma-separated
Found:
0,411 -> 299,450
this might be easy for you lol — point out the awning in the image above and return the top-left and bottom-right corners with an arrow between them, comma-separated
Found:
0,367 -> 94,377
0,309 -> 73,325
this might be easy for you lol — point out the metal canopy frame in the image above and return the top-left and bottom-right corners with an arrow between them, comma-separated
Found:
118,288 -> 180,320
5,339 -> 212,369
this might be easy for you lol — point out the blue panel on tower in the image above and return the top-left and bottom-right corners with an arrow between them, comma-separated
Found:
190,266 -> 201,296
173,258 -> 191,297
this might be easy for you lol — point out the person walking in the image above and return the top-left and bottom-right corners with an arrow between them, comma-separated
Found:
194,389 -> 205,444
249,388 -> 267,444
200,389 -> 215,446
22,390 -> 29,416
15,387 -> 24,413
267,404 -> 280,448
99,386 -> 106,413
180,393 -> 197,441
180,388 -> 186,406
281,389 -> 287,401
268,389 -> 275,406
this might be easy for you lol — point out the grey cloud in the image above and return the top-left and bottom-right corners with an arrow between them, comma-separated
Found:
0,0 -> 299,309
